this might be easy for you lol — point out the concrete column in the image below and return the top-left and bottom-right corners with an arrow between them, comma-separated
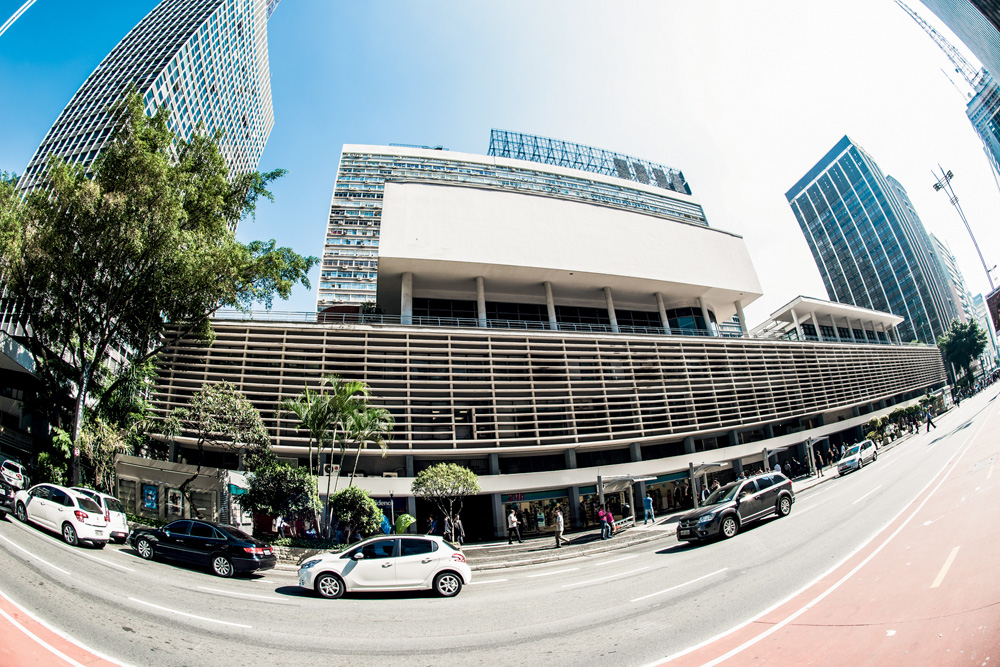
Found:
731,458 -> 744,476
790,308 -> 804,341
656,292 -> 671,333
406,496 -> 417,533
734,300 -> 748,335
544,281 -> 558,330
489,453 -> 500,476
728,430 -> 739,447
764,424 -> 775,439
809,312 -> 823,341
845,317 -> 857,342
491,493 -> 504,539
629,442 -> 642,462
689,462 -> 701,509
831,316 -> 842,342
683,436 -> 695,454
401,272 -> 413,325
476,276 -> 487,327
604,287 -> 619,333
697,297 -> 713,335
568,485 -> 581,528
564,448 -> 577,469
405,455 -> 415,477
857,319 -> 867,343
168,440 -> 178,463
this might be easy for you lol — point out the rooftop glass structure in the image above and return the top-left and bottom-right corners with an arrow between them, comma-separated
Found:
786,136 -> 954,345
18,0 -> 275,192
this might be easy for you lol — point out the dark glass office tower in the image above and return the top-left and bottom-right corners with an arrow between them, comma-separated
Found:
786,136 -> 955,344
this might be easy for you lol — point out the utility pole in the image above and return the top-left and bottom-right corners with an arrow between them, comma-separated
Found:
932,167 -> 996,292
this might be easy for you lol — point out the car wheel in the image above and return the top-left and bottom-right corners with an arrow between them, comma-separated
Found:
434,571 -> 463,598
15,502 -> 27,523
777,496 -> 792,517
315,572 -> 345,599
720,516 -> 738,539
873,452 -> 878,462
211,554 -> 234,578
93,541 -> 106,550
62,523 -> 79,547
136,537 -> 154,560
0,510 -> 6,520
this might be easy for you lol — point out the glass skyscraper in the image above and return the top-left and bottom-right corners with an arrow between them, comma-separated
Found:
918,0 -> 1000,77
786,136 -> 955,345
18,0 -> 276,192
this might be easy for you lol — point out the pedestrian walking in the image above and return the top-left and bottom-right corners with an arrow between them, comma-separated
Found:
925,410 -> 937,432
598,504 -> 613,540
773,462 -> 781,476
427,515 -> 437,535
507,508 -> 522,544
275,514 -> 287,538
554,509 -> 564,548
699,484 -> 709,505
643,493 -> 655,525
443,515 -> 453,542
453,514 -> 465,546
816,452 -> 824,477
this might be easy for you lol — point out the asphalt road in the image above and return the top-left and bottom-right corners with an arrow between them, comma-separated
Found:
1,387 -> 997,667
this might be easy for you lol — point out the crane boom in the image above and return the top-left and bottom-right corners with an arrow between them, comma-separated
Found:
894,0 -> 981,87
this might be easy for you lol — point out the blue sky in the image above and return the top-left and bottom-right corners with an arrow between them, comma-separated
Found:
3,1 -> 1000,324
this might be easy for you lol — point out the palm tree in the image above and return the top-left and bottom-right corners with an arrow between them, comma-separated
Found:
320,375 -> 369,531
278,384 -> 332,478
347,404 -> 395,486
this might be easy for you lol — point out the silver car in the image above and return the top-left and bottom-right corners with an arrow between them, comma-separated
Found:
838,439 -> 878,475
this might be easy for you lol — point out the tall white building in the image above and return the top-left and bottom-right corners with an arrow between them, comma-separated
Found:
930,233 -> 974,323
18,0 -> 276,191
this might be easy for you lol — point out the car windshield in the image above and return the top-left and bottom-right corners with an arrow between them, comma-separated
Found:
218,525 -> 252,540
105,498 -> 125,513
704,483 -> 741,505
846,445 -> 860,456
76,497 -> 103,513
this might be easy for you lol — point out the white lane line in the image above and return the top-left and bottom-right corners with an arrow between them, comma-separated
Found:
851,485 -> 883,505
468,578 -> 508,585
630,568 -> 728,603
6,518 -> 132,572
0,533 -> 71,575
562,566 -> 649,589
128,597 -> 252,628
789,504 -> 820,519
527,567 -> 579,578
930,546 -> 960,589
0,589 -> 134,667
654,405 -> 989,667
196,586 -> 292,603
593,555 -> 638,567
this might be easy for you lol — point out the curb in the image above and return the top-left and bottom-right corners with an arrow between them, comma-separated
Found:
469,527 -> 677,571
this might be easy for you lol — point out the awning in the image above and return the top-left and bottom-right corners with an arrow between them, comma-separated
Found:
600,475 -> 656,494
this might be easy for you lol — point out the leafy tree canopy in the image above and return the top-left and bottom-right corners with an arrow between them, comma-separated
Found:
237,464 -> 321,522
330,485 -> 383,542
411,463 -> 480,530
938,319 -> 987,386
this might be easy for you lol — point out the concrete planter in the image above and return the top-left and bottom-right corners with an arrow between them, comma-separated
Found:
272,545 -> 332,565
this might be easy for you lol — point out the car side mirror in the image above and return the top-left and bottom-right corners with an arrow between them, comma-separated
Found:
164,531 -> 171,538
353,552 -> 365,560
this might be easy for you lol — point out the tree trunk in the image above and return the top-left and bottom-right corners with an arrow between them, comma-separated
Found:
70,363 -> 91,486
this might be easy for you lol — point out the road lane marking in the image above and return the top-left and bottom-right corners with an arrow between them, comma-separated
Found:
196,586 -> 292,603
988,461 -> 995,480
652,406 -> 989,667
930,546 -> 960,589
593,555 -> 638,567
851,485 -> 883,505
630,568 -> 728,603
527,567 -> 579,578
0,589 -> 134,667
562,566 -> 650,589
128,597 -> 252,628
6,517 -> 133,572
0,533 -> 71,575
468,578 -> 508,585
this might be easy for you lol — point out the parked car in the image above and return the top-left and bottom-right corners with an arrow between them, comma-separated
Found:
677,472 -> 795,543
838,439 -> 878,476
0,477 -> 15,519
128,519 -> 276,577
1,459 -> 26,490
71,488 -> 129,544
14,484 -> 109,547
298,535 -> 471,599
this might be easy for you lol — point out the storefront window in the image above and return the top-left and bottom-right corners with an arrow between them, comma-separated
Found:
501,491 -> 568,533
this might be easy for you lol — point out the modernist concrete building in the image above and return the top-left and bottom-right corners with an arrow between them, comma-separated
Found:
152,137 -> 947,540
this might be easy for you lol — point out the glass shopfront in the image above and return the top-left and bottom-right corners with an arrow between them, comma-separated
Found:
577,485 -> 632,525
645,472 -> 693,513
501,490 -> 569,534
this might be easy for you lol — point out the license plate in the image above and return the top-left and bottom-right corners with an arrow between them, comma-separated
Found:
95,530 -> 103,536
264,549 -> 272,556
679,529 -> 691,537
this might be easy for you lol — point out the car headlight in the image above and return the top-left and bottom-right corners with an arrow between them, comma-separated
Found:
300,558 -> 321,570
698,513 -> 716,524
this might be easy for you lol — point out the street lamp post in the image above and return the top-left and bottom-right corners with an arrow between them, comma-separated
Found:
932,167 -> 996,292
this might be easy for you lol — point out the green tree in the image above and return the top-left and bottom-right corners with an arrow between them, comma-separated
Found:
411,463 -> 480,538
938,319 -> 988,388
278,384 -> 332,479
165,381 -> 271,517
0,91 -> 316,485
330,485 -> 383,542
77,417 -> 130,493
237,464 -> 321,526
346,404 -> 394,486
321,375 -> 369,502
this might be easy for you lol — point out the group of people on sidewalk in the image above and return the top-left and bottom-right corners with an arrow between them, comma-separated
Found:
425,514 -> 466,544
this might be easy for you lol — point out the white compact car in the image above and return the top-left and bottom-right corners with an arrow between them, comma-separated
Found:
72,488 -> 130,544
838,439 -> 878,476
14,484 -> 109,547
1,460 -> 26,490
298,535 -> 472,599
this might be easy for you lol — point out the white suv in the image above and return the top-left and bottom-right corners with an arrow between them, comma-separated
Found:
838,439 -> 878,475
14,484 -> 109,547
1,460 -> 26,490
72,488 -> 130,544
299,535 -> 471,599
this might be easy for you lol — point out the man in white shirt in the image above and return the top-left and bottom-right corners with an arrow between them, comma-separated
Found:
554,509 -> 565,548
507,509 -> 522,544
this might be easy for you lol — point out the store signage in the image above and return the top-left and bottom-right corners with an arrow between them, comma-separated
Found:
501,493 -> 525,502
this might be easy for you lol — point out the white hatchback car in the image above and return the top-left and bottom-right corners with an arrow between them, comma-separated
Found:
1,460 -> 26,490
838,439 -> 878,476
72,488 -> 130,544
298,535 -> 472,599
14,484 -> 109,547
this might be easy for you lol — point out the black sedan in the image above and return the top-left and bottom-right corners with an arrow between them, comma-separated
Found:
128,519 -> 277,577
0,478 -> 15,519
